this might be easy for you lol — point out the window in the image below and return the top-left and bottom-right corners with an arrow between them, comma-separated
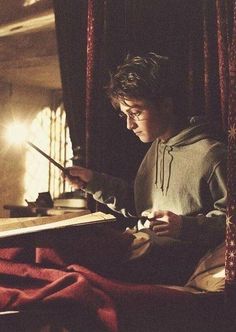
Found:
24,104 -> 73,201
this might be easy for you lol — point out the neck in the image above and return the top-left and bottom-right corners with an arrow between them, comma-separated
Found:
160,116 -> 188,142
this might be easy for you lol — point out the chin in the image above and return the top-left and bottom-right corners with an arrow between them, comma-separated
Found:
139,136 -> 154,143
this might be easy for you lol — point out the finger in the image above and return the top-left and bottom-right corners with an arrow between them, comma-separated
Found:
152,210 -> 168,219
65,166 -> 84,176
65,169 -> 80,178
69,170 -> 82,177
64,168 -> 84,183
73,180 -> 86,189
151,226 -> 169,236
150,220 -> 167,228
69,180 -> 84,190
152,224 -> 169,232
155,230 -> 169,236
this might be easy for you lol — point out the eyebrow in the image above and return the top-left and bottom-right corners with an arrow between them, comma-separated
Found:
125,105 -> 143,112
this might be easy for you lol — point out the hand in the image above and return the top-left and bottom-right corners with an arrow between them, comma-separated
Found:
149,210 -> 183,239
62,166 -> 94,190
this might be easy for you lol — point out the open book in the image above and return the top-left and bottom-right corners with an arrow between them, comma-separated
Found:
0,210 -> 116,239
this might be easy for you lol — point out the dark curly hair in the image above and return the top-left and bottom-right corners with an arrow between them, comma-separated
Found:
106,53 -> 176,109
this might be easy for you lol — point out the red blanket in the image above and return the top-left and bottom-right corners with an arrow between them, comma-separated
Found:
0,247 -> 224,332
0,225 -> 227,331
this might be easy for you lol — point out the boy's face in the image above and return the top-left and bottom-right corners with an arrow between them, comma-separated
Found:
119,98 -> 173,143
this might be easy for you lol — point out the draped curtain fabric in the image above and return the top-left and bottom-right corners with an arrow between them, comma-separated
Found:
216,0 -> 234,128
53,0 -> 235,296
53,0 -> 88,161
86,0 -> 107,168
225,1 -> 236,303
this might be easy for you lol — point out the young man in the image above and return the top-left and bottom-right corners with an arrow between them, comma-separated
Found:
64,53 -> 227,284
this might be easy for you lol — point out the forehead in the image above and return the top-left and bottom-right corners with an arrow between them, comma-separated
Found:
119,99 -> 148,112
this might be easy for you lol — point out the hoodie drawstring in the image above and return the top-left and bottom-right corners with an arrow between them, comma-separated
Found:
160,145 -> 167,193
155,142 -> 174,195
155,140 -> 160,187
166,146 -> 173,195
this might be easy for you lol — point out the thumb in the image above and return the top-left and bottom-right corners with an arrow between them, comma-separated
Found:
152,210 -> 169,222
152,210 -> 166,218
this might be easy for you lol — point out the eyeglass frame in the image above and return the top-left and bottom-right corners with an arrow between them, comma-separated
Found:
117,109 -> 144,121
115,98 -> 162,122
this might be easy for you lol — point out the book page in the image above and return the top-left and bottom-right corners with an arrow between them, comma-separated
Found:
0,209 -> 91,226
0,211 -> 116,239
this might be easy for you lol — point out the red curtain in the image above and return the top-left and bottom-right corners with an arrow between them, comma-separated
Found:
225,1 -> 236,303
53,0 -> 88,161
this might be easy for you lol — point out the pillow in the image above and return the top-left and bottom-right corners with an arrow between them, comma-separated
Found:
185,242 -> 225,292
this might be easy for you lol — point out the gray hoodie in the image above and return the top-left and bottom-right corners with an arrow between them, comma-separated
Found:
85,121 -> 227,249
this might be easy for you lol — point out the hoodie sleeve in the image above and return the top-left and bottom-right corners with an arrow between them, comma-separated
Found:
180,156 -> 227,248
84,171 -> 136,217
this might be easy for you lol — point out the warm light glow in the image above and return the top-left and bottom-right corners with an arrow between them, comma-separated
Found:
24,106 -> 73,201
23,0 -> 41,7
3,107 -> 73,202
213,268 -> 225,278
5,122 -> 28,145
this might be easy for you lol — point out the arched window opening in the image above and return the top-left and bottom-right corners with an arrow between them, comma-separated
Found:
24,104 -> 73,202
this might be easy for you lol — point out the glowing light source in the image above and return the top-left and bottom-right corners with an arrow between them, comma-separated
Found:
5,122 -> 28,145
5,121 -> 65,171
23,0 -> 41,7
4,106 -> 73,202
213,268 -> 225,278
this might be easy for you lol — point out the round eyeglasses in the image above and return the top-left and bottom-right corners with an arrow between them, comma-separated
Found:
117,110 -> 143,121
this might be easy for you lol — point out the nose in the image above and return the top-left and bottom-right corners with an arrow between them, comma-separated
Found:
126,117 -> 137,130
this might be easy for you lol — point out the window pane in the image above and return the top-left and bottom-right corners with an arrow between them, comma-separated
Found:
24,104 -> 73,201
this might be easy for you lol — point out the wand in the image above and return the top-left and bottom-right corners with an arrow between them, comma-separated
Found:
27,141 -> 85,186
27,141 -> 65,172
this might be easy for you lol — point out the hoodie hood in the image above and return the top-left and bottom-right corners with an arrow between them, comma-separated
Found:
163,117 -> 221,148
134,116 -> 226,216
154,119 -> 214,195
